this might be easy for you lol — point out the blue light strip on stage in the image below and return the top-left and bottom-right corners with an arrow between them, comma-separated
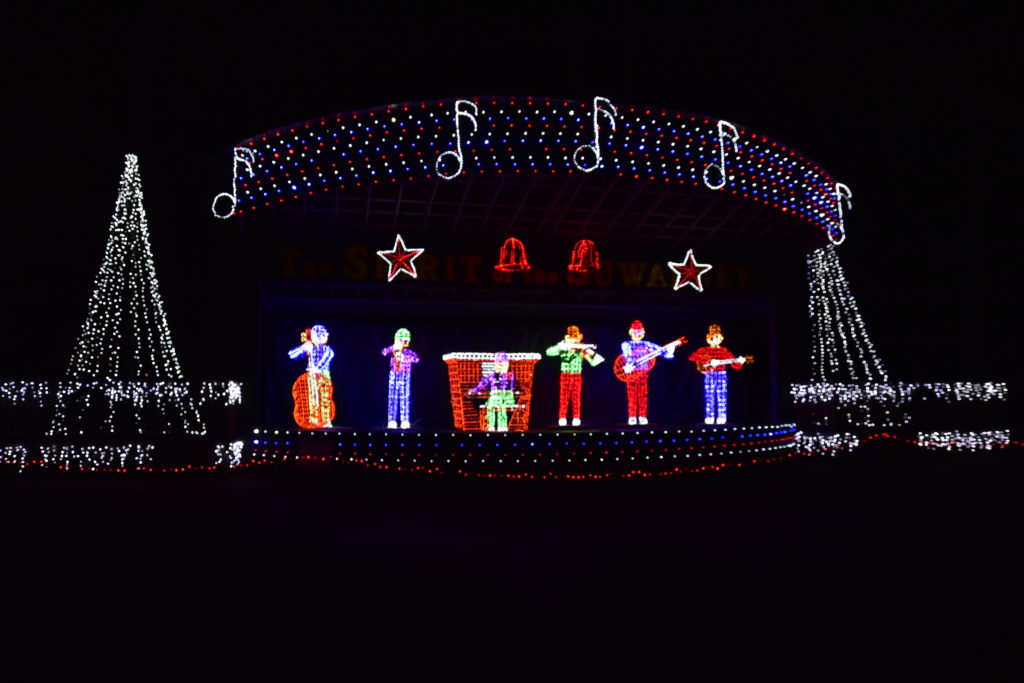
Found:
247,423 -> 800,478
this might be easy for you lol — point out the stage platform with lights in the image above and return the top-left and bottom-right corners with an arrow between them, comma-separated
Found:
248,422 -> 799,479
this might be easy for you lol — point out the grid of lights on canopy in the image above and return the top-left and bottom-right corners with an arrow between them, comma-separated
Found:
212,95 -> 853,246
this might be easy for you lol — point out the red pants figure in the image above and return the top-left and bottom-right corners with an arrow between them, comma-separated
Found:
626,374 -> 649,418
558,373 -> 582,420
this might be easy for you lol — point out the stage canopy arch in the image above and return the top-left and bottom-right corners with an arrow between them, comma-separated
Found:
212,95 -> 852,252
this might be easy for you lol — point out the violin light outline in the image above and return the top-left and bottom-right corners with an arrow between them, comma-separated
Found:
829,182 -> 853,245
572,96 -> 618,173
211,146 -> 257,219
702,119 -> 740,190
435,99 -> 479,180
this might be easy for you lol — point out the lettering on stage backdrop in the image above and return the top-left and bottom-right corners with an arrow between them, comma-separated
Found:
275,245 -> 754,291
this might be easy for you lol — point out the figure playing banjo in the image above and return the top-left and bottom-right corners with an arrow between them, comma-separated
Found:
687,324 -> 753,425
614,320 -> 686,426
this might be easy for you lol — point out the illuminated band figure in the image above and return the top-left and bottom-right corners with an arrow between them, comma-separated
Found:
287,324 -> 336,429
617,320 -> 683,426
468,351 -> 516,432
687,324 -> 751,425
545,325 -> 604,427
382,327 -> 420,429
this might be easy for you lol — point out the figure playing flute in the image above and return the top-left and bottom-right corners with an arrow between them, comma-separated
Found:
545,325 -> 603,427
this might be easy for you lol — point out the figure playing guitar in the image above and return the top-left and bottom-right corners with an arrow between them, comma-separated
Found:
687,324 -> 753,425
616,320 -> 686,426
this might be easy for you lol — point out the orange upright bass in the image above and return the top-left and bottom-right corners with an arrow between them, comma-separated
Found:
287,325 -> 336,429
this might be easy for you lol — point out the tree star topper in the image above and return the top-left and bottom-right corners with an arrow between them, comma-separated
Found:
377,234 -> 425,282
668,250 -> 713,292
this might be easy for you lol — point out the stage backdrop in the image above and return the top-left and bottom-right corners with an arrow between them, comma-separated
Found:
262,292 -> 773,431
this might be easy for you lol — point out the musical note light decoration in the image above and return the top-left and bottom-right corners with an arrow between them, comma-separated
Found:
49,154 -> 205,436
830,183 -> 853,245
211,146 -> 256,219
436,99 -> 479,180
702,119 -> 740,190
573,96 -> 618,172
219,96 -> 851,243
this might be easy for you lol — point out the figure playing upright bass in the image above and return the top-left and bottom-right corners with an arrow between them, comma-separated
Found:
287,324 -> 336,429
687,324 -> 753,425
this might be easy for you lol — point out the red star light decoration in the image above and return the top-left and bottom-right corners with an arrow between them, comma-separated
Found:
377,234 -> 425,282
668,249 -> 713,292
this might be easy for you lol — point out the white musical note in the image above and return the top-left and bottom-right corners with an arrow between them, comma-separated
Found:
211,146 -> 257,219
830,182 -> 853,245
702,120 -> 740,190
573,96 -> 618,173
435,99 -> 479,180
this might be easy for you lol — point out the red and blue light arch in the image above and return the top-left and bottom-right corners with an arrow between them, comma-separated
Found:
217,95 -> 849,243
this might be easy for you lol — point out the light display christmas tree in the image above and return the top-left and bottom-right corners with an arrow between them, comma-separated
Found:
48,154 -> 204,436
795,246 -> 1010,436
807,244 -> 887,384
796,244 -> 900,429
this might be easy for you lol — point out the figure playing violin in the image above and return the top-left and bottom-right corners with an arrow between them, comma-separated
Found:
382,327 -> 419,429
545,325 -> 604,427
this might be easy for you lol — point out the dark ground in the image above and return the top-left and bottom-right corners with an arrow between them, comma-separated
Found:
3,440 -> 1020,680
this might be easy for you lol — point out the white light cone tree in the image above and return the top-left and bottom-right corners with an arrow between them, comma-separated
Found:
48,154 -> 204,436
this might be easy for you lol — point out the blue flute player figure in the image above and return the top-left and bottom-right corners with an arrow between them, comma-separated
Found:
382,327 -> 420,429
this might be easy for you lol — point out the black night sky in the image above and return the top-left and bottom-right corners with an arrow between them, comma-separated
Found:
2,3 -> 1019,678
3,4 -> 1018,392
